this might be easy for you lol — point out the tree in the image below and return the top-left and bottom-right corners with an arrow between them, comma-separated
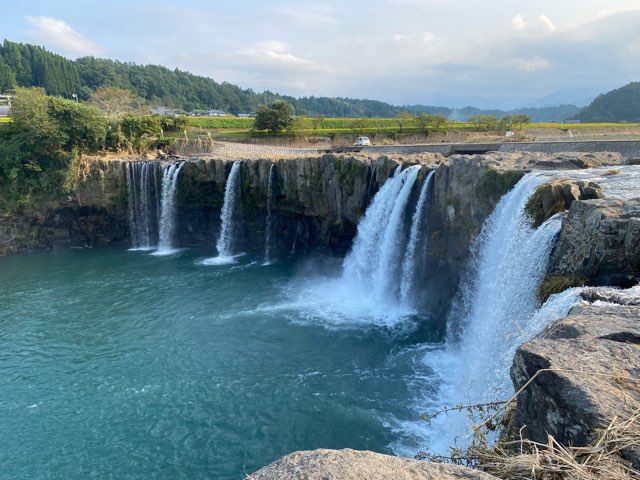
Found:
395,111 -> 414,132
0,57 -> 16,92
48,97 -> 106,152
88,86 -> 143,117
512,114 -> 531,130
312,114 -> 325,132
415,112 -> 448,133
469,114 -> 499,131
253,100 -> 293,134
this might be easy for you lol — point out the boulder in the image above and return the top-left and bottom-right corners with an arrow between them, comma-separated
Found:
510,300 -> 640,468
248,448 -> 499,480
524,179 -> 604,228
546,198 -> 640,285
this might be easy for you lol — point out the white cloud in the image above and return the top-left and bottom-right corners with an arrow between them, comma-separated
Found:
537,14 -> 556,32
510,13 -> 556,35
514,56 -> 552,72
393,31 -> 435,44
239,41 -> 315,68
511,14 -> 527,32
25,15 -> 102,56
278,4 -> 337,26
597,9 -> 616,18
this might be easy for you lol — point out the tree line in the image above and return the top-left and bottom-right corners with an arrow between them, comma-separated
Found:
0,40 -> 583,121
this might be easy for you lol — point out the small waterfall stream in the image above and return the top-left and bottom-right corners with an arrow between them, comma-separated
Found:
216,161 -> 242,258
264,163 -> 276,264
154,162 -> 184,255
125,161 -> 158,250
201,161 -> 243,265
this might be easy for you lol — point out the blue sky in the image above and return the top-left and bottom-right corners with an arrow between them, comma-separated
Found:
3,0 -> 640,108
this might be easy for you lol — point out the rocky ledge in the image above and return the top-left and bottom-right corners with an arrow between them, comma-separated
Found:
248,448 -> 498,480
511,290 -> 640,469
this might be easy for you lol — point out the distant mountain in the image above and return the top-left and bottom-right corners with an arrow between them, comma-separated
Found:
527,87 -> 600,109
441,105 -> 581,123
576,82 -> 640,123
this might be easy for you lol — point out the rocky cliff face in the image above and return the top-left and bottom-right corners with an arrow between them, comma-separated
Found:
174,154 -> 401,255
0,158 -> 127,256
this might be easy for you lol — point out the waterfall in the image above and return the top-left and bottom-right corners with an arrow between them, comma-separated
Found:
424,173 -> 571,453
154,162 -> 184,255
400,170 -> 435,304
343,165 -> 420,301
213,161 -> 242,262
283,165 -> 426,327
290,220 -> 302,255
125,161 -> 158,250
264,163 -> 276,264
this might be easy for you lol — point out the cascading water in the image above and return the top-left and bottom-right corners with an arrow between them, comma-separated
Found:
400,170 -> 435,304
201,161 -> 242,265
125,161 -> 158,250
154,162 -> 184,256
343,165 -> 420,301
263,163 -> 276,264
421,173 -> 574,454
281,165 -> 426,326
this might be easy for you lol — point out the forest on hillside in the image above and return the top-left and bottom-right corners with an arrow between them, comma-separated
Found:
576,82 -> 640,123
0,39 -> 583,121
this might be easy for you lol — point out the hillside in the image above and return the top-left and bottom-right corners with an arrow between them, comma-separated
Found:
0,39 -> 580,121
577,82 -> 640,123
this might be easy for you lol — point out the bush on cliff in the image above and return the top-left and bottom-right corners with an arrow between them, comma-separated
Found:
0,87 -> 106,209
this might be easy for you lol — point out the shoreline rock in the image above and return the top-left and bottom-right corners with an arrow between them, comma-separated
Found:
248,448 -> 498,480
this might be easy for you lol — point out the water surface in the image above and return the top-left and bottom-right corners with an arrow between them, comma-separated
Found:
0,247 -> 441,479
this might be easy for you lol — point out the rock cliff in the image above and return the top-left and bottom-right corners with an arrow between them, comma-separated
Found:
174,154 -> 403,254
0,158 -> 127,256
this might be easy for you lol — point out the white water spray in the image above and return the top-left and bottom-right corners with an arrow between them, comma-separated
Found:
154,162 -> 184,255
281,165 -> 426,327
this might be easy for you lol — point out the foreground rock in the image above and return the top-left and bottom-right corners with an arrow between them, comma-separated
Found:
510,296 -> 640,468
248,449 -> 498,480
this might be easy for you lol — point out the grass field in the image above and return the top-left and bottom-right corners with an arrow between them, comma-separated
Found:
184,116 -> 640,144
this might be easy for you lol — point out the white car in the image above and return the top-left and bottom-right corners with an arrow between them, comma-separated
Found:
353,136 -> 371,147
